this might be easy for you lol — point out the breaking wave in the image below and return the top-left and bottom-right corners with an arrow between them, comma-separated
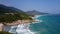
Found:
32,15 -> 43,24
9,24 -> 36,34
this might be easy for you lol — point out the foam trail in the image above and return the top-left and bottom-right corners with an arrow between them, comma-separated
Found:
9,24 -> 35,34
32,15 -> 43,24
34,15 -> 43,18
16,24 -> 35,34
9,26 -> 17,33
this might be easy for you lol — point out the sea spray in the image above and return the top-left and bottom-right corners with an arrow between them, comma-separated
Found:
9,25 -> 17,33
16,24 -> 35,34
9,23 -> 35,34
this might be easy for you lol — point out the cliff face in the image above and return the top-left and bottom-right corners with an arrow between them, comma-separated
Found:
4,20 -> 32,26
0,23 -> 4,31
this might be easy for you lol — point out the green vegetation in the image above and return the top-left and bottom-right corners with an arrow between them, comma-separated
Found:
0,31 -> 12,34
0,14 -> 20,23
0,14 -> 32,23
0,4 -> 32,23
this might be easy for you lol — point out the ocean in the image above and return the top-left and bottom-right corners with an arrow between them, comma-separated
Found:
30,15 -> 60,34
4,15 -> 60,34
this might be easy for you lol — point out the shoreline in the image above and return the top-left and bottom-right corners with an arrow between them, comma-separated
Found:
3,15 -> 42,26
0,15 -> 43,26
5,20 -> 39,26
0,15 -> 41,32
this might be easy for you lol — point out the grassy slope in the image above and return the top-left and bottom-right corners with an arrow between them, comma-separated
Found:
0,4 -> 32,23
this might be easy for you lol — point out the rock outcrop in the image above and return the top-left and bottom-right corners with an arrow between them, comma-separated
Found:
0,23 -> 4,31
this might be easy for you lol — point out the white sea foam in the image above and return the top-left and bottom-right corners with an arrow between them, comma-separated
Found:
16,24 -> 35,34
32,15 -> 43,24
9,26 -> 17,33
34,15 -> 43,18
9,24 -> 35,34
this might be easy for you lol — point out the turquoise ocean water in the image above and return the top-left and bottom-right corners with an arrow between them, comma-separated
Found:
30,15 -> 60,34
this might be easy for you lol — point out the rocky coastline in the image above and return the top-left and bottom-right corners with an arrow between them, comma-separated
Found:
4,19 -> 39,26
0,16 -> 40,32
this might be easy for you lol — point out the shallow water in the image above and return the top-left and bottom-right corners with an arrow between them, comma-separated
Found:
30,15 -> 60,34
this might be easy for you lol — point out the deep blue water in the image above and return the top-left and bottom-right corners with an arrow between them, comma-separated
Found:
30,15 -> 60,34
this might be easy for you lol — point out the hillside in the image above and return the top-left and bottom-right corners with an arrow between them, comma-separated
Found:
0,4 -> 25,14
0,4 -> 32,23
26,10 -> 48,16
